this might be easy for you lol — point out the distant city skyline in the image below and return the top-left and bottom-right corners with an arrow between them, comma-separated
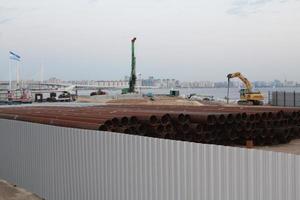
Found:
14,76 -> 300,88
1,76 -> 299,92
1,74 -> 300,85
1,0 -> 300,81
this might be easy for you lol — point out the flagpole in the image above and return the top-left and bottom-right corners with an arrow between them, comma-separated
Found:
40,63 -> 44,83
18,61 -> 20,88
16,61 -> 21,89
9,51 -> 21,90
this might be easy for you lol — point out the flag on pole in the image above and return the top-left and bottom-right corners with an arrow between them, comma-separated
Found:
9,51 -> 21,61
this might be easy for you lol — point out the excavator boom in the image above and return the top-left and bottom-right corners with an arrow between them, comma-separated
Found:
227,72 -> 253,92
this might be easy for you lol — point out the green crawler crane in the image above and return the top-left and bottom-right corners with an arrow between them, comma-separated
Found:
122,37 -> 137,94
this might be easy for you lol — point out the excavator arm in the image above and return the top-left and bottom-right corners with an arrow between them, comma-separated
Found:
227,72 -> 253,92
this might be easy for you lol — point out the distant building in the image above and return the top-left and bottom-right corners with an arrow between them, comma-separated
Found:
272,80 -> 284,87
141,77 -> 180,88
253,81 -> 274,88
180,81 -> 214,88
214,81 -> 241,88
48,77 -> 62,84
283,80 -> 297,87
142,76 -> 155,87
96,80 -> 128,88
93,79 -> 141,88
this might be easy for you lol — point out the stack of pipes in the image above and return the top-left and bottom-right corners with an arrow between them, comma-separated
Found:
0,105 -> 299,146
98,110 -> 300,146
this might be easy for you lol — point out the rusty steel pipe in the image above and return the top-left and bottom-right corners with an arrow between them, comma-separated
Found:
233,113 -> 242,123
0,113 -> 100,130
185,114 -> 217,125
99,125 -> 108,131
254,136 -> 265,146
254,113 -> 261,121
217,114 -> 227,125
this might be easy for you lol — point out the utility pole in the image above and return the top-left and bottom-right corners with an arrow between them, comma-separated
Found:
8,59 -> 11,91
227,77 -> 230,104
128,37 -> 136,93
16,61 -> 20,89
40,64 -> 44,83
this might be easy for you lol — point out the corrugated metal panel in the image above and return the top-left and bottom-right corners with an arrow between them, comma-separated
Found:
0,118 -> 299,200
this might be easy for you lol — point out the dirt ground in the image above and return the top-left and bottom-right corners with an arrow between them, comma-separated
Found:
77,95 -> 203,106
0,180 -> 42,200
255,139 -> 300,155
107,96 -> 203,106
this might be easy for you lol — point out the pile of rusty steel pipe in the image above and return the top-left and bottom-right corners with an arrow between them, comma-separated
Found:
0,105 -> 300,147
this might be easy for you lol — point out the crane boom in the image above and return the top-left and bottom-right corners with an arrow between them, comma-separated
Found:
227,72 -> 253,92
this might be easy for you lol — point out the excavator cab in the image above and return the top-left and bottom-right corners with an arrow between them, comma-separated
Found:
239,88 -> 247,98
239,88 -> 257,97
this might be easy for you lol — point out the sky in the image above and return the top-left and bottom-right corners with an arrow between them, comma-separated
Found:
0,0 -> 300,82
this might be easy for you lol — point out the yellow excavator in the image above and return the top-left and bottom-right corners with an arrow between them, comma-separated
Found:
227,72 -> 264,105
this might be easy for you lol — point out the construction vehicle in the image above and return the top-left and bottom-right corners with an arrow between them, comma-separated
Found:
46,91 -> 72,102
122,37 -> 137,94
90,89 -> 106,96
6,89 -> 33,104
227,72 -> 264,105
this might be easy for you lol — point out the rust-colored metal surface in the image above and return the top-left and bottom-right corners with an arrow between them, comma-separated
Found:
1,104 -> 300,146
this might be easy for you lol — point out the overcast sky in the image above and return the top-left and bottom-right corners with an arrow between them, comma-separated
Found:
0,0 -> 299,82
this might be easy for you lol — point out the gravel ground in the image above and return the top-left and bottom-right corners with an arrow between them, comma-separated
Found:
0,180 -> 42,200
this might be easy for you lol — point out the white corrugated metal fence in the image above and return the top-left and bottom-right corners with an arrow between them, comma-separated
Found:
0,119 -> 299,200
